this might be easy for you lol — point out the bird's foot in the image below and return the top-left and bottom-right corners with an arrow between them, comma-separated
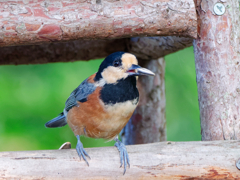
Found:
114,138 -> 130,175
76,135 -> 91,166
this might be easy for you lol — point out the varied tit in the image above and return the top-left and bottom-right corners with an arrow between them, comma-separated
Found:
45,51 -> 155,174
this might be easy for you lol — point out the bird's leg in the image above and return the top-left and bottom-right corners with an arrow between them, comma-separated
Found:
76,135 -> 91,166
114,136 -> 130,175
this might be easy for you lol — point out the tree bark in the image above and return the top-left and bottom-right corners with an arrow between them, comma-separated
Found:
128,36 -> 193,60
0,39 -> 127,65
1,141 -> 240,179
0,36 -> 192,65
122,58 -> 166,144
0,0 -> 197,47
193,0 -> 240,140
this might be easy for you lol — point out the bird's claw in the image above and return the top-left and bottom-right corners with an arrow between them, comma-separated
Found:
76,136 -> 90,166
115,139 -> 130,175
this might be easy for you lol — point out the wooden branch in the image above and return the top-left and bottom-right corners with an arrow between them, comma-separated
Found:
128,36 -> 193,60
0,0 -> 197,47
193,1 -> 240,140
1,141 -> 240,179
122,58 -> 166,144
0,39 -> 127,65
0,36 -> 192,65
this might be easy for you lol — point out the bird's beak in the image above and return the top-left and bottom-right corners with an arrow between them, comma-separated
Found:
127,64 -> 155,76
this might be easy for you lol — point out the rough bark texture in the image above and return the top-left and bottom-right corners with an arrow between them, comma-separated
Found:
0,36 -> 193,65
1,141 -> 240,179
122,58 -> 166,144
128,36 -> 193,60
193,0 -> 240,140
0,39 -> 127,65
0,0 -> 197,47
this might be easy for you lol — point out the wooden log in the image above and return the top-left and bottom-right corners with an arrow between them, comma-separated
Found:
0,39 -> 127,65
1,141 -> 240,179
128,36 -> 193,60
193,0 -> 240,140
122,58 -> 166,144
0,36 -> 193,65
0,0 -> 197,47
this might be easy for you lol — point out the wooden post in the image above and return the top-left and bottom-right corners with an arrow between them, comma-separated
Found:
193,0 -> 240,140
122,36 -> 193,144
122,58 -> 166,144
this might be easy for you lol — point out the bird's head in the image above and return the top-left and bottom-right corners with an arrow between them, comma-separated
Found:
94,52 -> 155,84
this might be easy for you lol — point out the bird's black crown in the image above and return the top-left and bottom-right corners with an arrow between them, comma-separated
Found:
94,51 -> 126,81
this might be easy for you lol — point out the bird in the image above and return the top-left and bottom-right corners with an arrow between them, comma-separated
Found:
45,51 -> 155,174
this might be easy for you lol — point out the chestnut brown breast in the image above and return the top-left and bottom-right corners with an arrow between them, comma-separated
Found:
67,87 -> 138,140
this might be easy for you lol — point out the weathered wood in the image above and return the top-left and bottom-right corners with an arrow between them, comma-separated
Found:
128,36 -> 193,60
1,141 -> 240,179
123,58 -> 166,144
0,39 -> 127,65
0,0 -> 197,47
0,36 -> 193,65
193,1 -> 240,140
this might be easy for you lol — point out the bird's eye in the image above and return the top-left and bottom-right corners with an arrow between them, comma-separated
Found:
113,60 -> 121,67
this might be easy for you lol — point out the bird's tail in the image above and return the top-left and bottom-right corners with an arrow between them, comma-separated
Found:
45,112 -> 67,128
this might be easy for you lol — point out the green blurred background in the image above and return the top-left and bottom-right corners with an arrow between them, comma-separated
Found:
0,46 -> 201,152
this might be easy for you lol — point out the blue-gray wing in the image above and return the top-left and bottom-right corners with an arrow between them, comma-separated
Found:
65,78 -> 96,112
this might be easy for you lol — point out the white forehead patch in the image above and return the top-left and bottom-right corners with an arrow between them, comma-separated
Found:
121,53 -> 138,70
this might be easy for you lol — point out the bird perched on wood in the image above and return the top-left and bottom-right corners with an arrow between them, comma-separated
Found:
45,52 -> 155,174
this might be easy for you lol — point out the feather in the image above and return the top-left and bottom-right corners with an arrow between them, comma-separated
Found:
45,112 -> 67,128
65,77 -> 96,112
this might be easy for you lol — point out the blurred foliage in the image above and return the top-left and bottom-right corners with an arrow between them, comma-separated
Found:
165,46 -> 201,141
0,46 -> 200,152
